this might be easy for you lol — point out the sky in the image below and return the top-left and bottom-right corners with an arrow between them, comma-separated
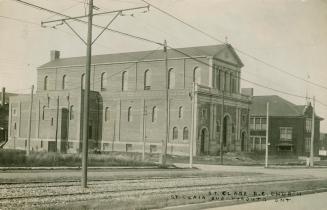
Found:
1,0 -> 327,131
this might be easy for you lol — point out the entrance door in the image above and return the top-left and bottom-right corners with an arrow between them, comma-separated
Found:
241,132 -> 246,151
200,128 -> 207,154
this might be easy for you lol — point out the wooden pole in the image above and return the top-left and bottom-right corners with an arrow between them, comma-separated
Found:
161,40 -> 169,166
142,99 -> 146,161
310,96 -> 315,167
265,102 -> 269,168
55,96 -> 59,152
81,0 -> 93,188
189,82 -> 195,168
27,85 -> 34,156
220,90 -> 224,165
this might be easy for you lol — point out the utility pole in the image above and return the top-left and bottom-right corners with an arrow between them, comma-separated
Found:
81,0 -> 94,188
27,85 -> 34,156
310,96 -> 315,167
112,119 -> 116,152
24,0 -> 149,188
220,90 -> 224,165
55,96 -> 60,152
265,102 -> 269,168
161,40 -> 169,166
189,82 -> 195,168
142,99 -> 146,161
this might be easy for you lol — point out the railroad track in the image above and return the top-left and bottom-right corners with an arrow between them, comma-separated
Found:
0,174 -> 231,189
0,176 -> 323,201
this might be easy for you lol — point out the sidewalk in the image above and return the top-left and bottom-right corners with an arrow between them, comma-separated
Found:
0,166 -> 159,170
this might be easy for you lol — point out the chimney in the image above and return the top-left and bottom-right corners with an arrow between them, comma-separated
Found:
1,87 -> 5,106
50,50 -> 60,61
241,88 -> 253,97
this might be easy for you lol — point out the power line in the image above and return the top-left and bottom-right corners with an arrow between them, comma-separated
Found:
11,0 -> 162,46
43,2 -> 81,21
0,15 -> 40,26
168,46 -> 309,100
142,0 -> 327,92
8,0 -> 327,107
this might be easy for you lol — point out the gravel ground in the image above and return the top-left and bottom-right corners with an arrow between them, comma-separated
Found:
0,169 -> 323,210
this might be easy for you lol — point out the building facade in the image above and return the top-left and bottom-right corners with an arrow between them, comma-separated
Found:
6,44 -> 251,156
0,88 -> 16,148
249,95 -> 322,156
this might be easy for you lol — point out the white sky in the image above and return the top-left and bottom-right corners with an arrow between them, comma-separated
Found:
1,0 -> 327,131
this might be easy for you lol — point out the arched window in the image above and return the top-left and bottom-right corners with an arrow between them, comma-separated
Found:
152,106 -> 158,122
183,127 -> 189,140
62,75 -> 67,90
173,127 -> 178,140
128,106 -> 132,122
42,106 -> 46,120
104,107 -> 109,122
14,122 -> 17,130
178,106 -> 183,119
70,105 -> 74,120
122,71 -> 128,91
44,76 -> 48,90
193,67 -> 201,84
51,118 -> 54,126
216,120 -> 220,132
81,74 -> 85,90
144,69 -> 151,90
216,68 -> 220,90
168,68 -> 175,89
101,72 -> 107,90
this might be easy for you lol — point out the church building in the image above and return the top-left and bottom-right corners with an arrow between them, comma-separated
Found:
6,44 -> 251,156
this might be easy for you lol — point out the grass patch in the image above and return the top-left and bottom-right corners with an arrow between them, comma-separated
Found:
167,152 -> 308,166
0,149 -> 157,167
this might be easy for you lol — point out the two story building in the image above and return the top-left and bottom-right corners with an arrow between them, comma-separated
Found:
249,95 -> 322,156
6,44 -> 251,156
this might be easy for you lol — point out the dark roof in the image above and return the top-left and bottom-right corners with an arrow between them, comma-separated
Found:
250,95 -> 307,117
0,92 -> 17,105
39,44 -> 243,68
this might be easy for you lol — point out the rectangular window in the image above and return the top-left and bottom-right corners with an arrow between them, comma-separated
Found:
255,118 -> 260,130
216,69 -> 220,90
261,137 -> 266,151
88,125 -> 92,139
305,118 -> 312,132
220,70 -> 224,90
150,145 -> 157,153
126,144 -> 132,152
261,118 -> 267,130
255,137 -> 261,151
251,136 -> 255,151
305,137 -> 311,152
250,118 -> 255,130
280,127 -> 292,141
201,108 -> 207,120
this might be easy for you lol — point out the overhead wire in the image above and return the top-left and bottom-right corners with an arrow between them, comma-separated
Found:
141,0 -> 327,92
7,0 -> 327,109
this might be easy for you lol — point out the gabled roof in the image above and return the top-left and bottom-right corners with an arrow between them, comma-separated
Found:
38,44 -> 244,69
250,95 -> 309,117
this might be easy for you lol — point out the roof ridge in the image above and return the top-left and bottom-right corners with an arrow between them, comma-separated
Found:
38,44 -> 236,69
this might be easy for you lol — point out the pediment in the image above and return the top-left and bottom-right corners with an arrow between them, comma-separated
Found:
214,45 -> 244,67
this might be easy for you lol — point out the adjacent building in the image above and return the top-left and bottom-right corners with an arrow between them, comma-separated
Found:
5,44 -> 251,156
249,95 -> 322,156
0,88 -> 16,148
